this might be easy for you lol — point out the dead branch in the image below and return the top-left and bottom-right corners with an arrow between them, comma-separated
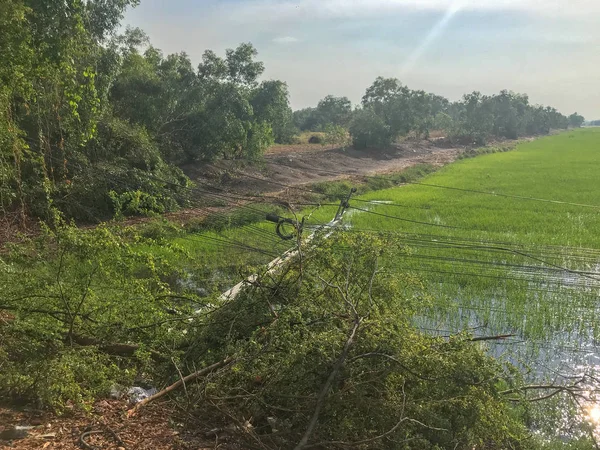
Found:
500,380 -> 586,396
129,357 -> 235,415
306,418 -> 413,449
470,334 -> 516,342
70,334 -> 166,361
306,382 -> 447,448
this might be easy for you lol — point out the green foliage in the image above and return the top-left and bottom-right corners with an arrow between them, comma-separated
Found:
569,113 -> 585,128
308,134 -> 324,144
251,80 -> 295,144
87,115 -> 162,170
109,190 -> 166,218
315,95 -> 353,128
349,108 -> 392,149
292,96 -> 353,132
336,78 -> 570,148
311,164 -> 437,201
0,222 -> 198,410
447,90 -> 569,144
293,107 -> 319,131
322,123 -> 351,148
311,179 -> 356,200
188,203 -> 282,234
183,233 -> 530,448
0,6 -> 293,223
457,142 -> 517,160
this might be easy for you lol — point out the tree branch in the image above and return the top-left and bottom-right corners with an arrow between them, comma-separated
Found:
129,357 -> 235,416
470,334 -> 516,342
70,334 -> 166,361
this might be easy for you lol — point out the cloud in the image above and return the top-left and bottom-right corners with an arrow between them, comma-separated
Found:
272,36 -> 300,44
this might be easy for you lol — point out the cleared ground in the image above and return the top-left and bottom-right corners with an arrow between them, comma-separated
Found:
181,139 -> 462,200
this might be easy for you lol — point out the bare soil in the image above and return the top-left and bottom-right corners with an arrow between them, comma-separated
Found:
180,140 -> 462,206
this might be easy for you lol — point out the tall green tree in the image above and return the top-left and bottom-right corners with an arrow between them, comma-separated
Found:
315,95 -> 353,128
251,80 -> 295,144
0,0 -> 140,221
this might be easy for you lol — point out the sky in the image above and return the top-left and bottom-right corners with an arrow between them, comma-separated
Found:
125,0 -> 600,118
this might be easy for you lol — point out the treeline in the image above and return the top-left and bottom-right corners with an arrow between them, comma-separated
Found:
0,1 -> 584,225
295,77 -> 585,148
0,1 -> 294,224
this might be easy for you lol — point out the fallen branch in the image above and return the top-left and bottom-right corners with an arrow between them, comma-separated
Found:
500,380 -> 586,396
79,426 -> 127,450
470,334 -> 516,342
70,334 -> 166,361
128,357 -> 235,416
501,379 -> 589,403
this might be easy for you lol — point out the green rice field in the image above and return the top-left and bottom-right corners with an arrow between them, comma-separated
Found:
340,129 -> 600,344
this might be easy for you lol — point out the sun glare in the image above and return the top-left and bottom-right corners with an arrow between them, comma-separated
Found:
400,0 -> 466,75
588,405 -> 600,423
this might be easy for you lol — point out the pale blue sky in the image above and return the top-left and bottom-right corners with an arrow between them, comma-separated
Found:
126,0 -> 600,118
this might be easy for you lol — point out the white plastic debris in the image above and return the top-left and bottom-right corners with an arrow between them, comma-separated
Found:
127,386 -> 157,404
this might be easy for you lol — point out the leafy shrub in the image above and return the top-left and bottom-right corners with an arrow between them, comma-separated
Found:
54,161 -> 189,222
311,180 -> 355,201
349,108 -> 393,149
322,123 -> 351,148
309,165 -> 436,201
109,190 -> 166,218
186,206 -> 284,233
458,144 -> 516,160
0,342 -> 130,411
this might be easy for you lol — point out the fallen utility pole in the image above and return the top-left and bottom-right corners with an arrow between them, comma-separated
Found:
220,188 -> 356,300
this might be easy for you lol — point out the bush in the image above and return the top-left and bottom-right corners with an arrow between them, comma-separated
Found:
186,205 -> 284,233
458,143 -> 516,160
349,108 -> 393,149
311,180 -> 355,201
322,123 -> 351,148
138,219 -> 183,242
109,190 -> 166,218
